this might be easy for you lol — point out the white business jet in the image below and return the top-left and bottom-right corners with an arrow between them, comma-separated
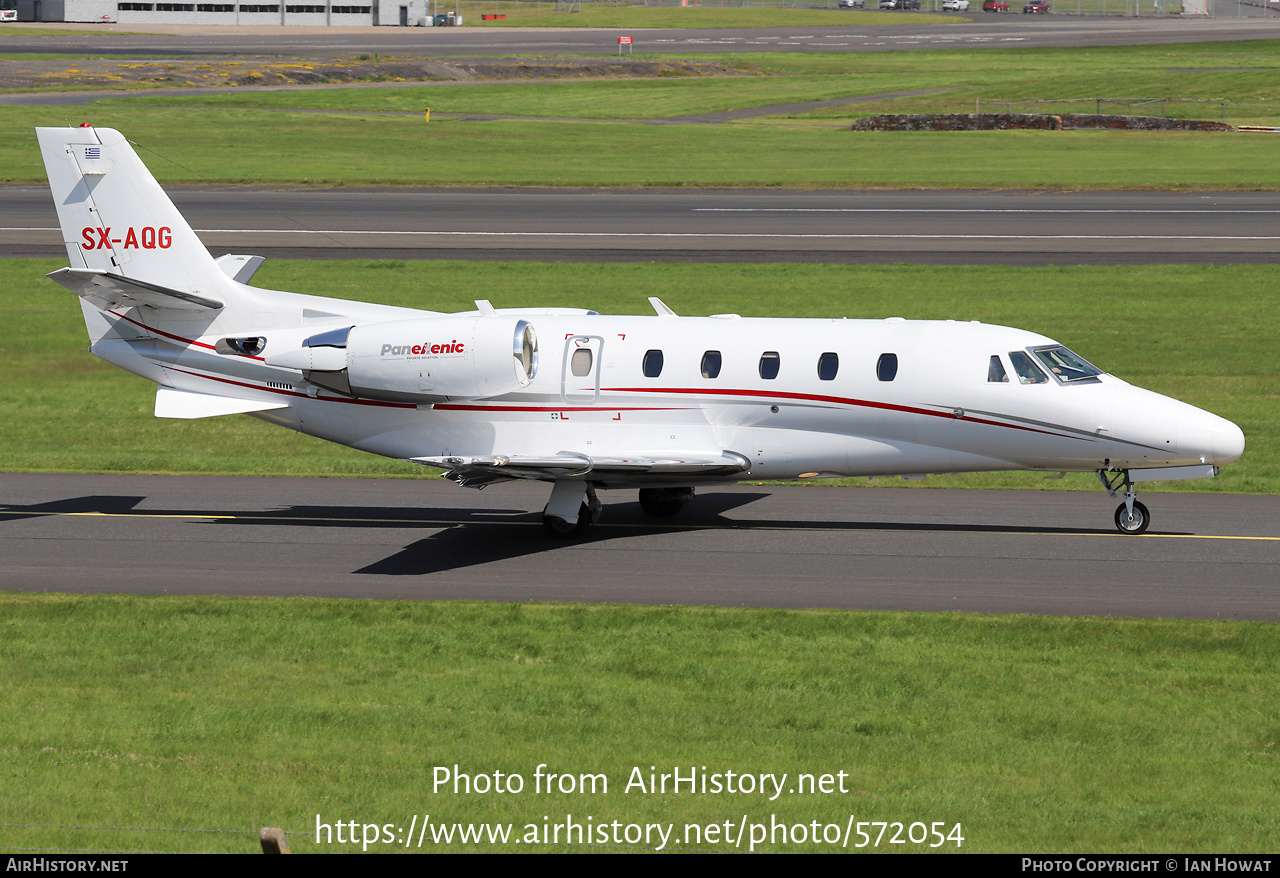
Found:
37,126 -> 1245,537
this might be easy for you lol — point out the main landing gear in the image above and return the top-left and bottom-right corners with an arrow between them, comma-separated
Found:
638,487 -> 695,518
541,484 -> 698,537
542,480 -> 601,538
1097,469 -> 1150,535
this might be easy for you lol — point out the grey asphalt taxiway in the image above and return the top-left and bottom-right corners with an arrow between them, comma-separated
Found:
6,186 -> 1280,265
1,474 -> 1276,620
5,17 -> 1280,58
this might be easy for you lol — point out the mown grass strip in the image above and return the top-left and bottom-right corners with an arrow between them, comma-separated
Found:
3,258 -> 1275,492
6,105 -> 1280,190
7,42 -> 1280,189
99,42 -> 1280,123
1,594 -> 1277,853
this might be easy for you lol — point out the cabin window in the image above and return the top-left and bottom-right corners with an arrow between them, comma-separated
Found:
571,348 -> 593,377
642,349 -> 664,378
1009,351 -> 1048,385
876,353 -> 898,382
817,352 -> 839,381
988,355 -> 1009,383
701,351 -> 722,379
1031,345 -> 1103,384
759,352 -> 780,380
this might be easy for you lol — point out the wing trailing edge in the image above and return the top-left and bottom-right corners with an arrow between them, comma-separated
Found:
413,450 -> 751,487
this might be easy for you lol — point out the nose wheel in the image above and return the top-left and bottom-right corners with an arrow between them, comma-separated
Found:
1114,499 -> 1150,535
1097,469 -> 1150,535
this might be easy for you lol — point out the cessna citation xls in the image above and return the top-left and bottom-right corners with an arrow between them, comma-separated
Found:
37,126 -> 1245,537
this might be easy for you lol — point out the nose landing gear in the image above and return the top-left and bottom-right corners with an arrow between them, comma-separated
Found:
1097,469 -> 1150,535
1114,498 -> 1150,535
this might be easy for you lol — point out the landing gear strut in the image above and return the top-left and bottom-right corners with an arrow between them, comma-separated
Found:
638,487 -> 695,518
542,480 -> 601,538
1097,469 -> 1150,535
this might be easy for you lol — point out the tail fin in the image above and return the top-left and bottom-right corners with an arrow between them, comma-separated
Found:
36,125 -> 280,347
37,125 -> 240,302
38,126 -> 419,349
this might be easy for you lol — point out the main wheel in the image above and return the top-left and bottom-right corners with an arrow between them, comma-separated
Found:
638,487 -> 694,518
543,503 -> 593,538
1114,500 -> 1150,535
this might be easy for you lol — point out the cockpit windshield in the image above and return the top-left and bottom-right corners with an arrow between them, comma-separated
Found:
1030,345 -> 1104,384
1008,351 -> 1047,385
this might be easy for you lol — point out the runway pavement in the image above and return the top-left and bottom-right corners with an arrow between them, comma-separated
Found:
2,473 -> 1276,619
6,185 -> 1280,264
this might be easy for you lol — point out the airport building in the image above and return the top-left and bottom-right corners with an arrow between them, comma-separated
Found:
14,0 -> 437,24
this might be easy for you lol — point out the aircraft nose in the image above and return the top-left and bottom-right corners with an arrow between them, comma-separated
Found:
1179,409 -> 1245,465
1212,418 -> 1246,465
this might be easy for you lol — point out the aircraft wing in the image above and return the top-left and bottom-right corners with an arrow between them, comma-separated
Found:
47,268 -> 224,312
413,451 -> 751,487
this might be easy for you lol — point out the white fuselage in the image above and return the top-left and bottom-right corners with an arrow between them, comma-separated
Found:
90,301 -> 1244,488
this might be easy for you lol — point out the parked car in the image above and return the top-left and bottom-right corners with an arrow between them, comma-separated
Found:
838,0 -> 866,7
891,0 -> 920,7
943,0 -> 970,8
1023,0 -> 1049,10
879,0 -> 896,7
982,0 -> 1010,8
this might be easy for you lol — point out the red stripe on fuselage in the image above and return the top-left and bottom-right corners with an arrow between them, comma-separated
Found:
110,310 -> 265,361
605,386 -> 1089,442
433,404 -> 680,413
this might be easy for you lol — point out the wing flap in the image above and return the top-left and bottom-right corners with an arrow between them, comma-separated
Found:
48,267 -> 224,312
155,386 -> 288,420
412,450 -> 751,486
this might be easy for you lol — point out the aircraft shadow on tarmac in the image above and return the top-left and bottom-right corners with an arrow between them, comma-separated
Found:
0,492 -> 1172,578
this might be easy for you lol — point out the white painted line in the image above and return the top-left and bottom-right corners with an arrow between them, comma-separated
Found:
10,226 -> 1280,242
693,208 -> 1280,214
183,229 -> 1280,241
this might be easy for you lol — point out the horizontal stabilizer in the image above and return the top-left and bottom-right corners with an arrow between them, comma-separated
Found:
214,254 -> 266,284
48,267 -> 223,312
413,450 -> 751,485
155,386 -> 288,420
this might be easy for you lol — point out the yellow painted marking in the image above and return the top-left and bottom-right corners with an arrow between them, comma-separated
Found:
1136,533 -> 1280,541
60,511 -> 462,525
8,510 -> 1275,541
67,511 -> 239,520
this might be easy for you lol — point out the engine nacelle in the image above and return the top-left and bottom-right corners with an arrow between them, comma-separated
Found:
268,316 -> 538,402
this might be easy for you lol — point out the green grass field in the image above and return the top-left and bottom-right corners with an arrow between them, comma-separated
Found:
3,594 -> 1277,853
8,107 -> 1280,190
4,259 -> 1275,492
100,42 -> 1280,125
0,42 -> 1273,190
